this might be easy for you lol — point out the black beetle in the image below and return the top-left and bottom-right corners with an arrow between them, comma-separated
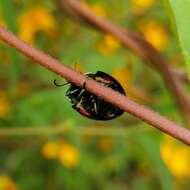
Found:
54,71 -> 126,120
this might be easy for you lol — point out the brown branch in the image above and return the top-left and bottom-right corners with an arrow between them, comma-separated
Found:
172,68 -> 189,82
58,0 -> 190,126
1,27 -> 190,146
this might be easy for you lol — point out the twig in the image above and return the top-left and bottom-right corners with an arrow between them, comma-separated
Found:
0,27 -> 190,145
0,125 -> 150,136
0,126 -> 150,150
59,0 -> 190,126
172,68 -> 189,82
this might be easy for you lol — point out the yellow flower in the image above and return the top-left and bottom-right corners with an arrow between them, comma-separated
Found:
82,1 -> 106,17
99,137 -> 113,152
58,140 -> 80,169
97,35 -> 121,56
0,176 -> 17,190
160,136 -> 190,178
42,141 -> 59,159
138,20 -> 169,51
132,0 -> 155,14
18,7 -> 56,43
0,16 -> 6,27
90,4 -> 106,17
112,68 -> 133,96
112,68 -> 153,103
0,91 -> 10,118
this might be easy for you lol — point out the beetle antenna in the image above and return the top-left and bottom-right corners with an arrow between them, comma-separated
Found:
53,79 -> 69,87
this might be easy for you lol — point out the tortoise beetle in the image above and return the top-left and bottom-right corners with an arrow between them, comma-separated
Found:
54,71 -> 126,120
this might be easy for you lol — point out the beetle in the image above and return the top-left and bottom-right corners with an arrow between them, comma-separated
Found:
54,71 -> 126,120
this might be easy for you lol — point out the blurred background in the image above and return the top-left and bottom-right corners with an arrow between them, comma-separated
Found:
0,0 -> 190,189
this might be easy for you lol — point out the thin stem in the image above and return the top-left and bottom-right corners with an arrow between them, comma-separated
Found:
0,125 -> 150,136
0,126 -> 150,149
0,27 -> 190,145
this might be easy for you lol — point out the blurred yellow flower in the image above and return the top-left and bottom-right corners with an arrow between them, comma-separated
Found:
132,0 -> 155,14
58,140 -> 80,169
82,1 -> 106,17
18,7 -> 56,43
160,136 -> 190,178
0,176 -> 17,190
112,68 -> 132,86
97,35 -> 121,56
138,20 -> 169,51
0,16 -> 6,27
112,68 -> 153,103
90,4 -> 106,17
99,137 -> 113,152
112,68 -> 133,96
42,141 -> 59,159
0,91 -> 10,118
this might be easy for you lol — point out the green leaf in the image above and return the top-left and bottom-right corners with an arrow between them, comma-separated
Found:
165,0 -> 190,78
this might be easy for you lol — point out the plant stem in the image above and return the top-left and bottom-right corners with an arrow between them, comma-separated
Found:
0,27 -> 190,145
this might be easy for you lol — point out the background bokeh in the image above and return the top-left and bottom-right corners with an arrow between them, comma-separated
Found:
0,0 -> 190,189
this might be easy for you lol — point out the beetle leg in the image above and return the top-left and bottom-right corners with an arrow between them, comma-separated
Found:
66,88 -> 80,96
94,101 -> 98,114
77,89 -> 85,100
66,81 -> 86,101
73,78 -> 87,99
106,82 -> 114,88
92,97 -> 99,115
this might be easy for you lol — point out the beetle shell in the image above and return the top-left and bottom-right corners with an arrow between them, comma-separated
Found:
65,71 -> 126,120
